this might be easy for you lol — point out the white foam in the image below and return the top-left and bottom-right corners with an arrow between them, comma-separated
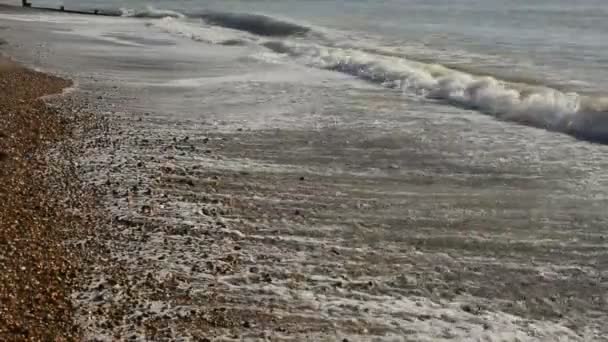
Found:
120,5 -> 185,19
239,282 -> 586,341
260,40 -> 608,142
153,16 -> 255,45
146,12 -> 608,142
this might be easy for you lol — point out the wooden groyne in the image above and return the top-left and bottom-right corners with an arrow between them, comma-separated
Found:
21,0 -> 116,16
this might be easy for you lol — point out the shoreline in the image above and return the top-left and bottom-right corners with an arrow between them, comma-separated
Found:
1,8 -> 607,339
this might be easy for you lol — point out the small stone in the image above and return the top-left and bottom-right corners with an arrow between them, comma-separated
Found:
461,304 -> 477,314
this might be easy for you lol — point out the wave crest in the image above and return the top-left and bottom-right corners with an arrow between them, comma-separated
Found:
197,12 -> 310,37
119,7 -> 311,37
264,41 -> 608,143
119,6 -> 608,143
120,6 -> 185,19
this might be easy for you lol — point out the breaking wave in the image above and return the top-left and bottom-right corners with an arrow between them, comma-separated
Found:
120,6 -> 185,19
197,12 -> 311,37
142,11 -> 608,143
120,6 -> 310,37
154,17 -> 254,45
262,41 -> 608,143
119,6 -> 608,143
16,2 -> 607,143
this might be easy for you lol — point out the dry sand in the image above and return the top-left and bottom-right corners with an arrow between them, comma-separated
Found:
0,56 -> 95,341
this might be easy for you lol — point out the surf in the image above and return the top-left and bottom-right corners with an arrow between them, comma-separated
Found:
119,6 -> 311,37
8,3 -> 608,144
156,13 -> 608,144
264,40 -> 608,143
120,7 -> 608,144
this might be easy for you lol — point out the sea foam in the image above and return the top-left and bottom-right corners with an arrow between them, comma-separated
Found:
143,10 -> 608,143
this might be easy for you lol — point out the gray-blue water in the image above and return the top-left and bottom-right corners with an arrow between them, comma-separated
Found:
19,0 -> 608,143
33,0 -> 608,92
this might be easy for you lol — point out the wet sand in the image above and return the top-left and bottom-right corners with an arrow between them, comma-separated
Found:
64,93 -> 607,341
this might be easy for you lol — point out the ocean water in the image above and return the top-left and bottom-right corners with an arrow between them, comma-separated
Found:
1,0 -> 607,339
19,0 -> 608,142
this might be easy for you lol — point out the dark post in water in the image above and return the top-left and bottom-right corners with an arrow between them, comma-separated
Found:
22,0 -> 32,7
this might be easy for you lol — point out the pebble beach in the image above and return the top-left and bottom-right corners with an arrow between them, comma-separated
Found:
1,2 -> 607,341
0,56 -> 83,341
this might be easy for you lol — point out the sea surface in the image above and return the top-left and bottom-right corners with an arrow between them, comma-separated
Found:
16,0 -> 608,141
1,0 -> 607,340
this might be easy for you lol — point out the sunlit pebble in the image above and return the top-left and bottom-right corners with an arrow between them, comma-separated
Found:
0,64 -> 85,339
